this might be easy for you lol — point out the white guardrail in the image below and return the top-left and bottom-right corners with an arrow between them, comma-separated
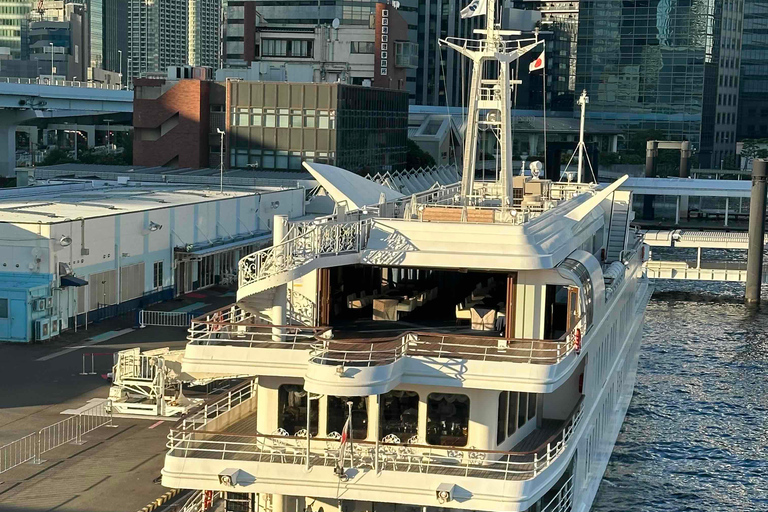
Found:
178,490 -> 223,512
0,400 -> 113,474
0,76 -> 124,90
139,310 -> 195,328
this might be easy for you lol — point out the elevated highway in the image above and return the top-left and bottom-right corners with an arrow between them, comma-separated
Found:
0,78 -> 133,177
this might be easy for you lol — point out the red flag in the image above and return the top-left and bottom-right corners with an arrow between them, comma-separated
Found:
529,51 -> 545,72
338,414 -> 351,461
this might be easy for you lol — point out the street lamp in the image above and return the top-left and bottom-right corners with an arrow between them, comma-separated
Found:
104,118 -> 113,151
216,128 -> 225,193
49,42 -> 54,82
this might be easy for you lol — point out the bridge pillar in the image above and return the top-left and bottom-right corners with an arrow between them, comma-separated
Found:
746,159 -> 767,304
0,110 -> 36,178
272,214 -> 289,340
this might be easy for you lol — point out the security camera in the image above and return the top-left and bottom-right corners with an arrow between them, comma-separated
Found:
436,483 -> 455,504
218,468 -> 241,487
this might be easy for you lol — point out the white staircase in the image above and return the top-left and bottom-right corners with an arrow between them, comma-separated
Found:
607,192 -> 631,261
236,219 -> 371,301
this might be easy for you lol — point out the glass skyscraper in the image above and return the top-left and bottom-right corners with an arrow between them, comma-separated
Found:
574,0 -> 741,166
738,0 -> 768,138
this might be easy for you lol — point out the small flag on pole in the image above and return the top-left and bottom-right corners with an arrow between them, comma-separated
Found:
529,51 -> 545,72
337,414 -> 351,464
461,0 -> 488,18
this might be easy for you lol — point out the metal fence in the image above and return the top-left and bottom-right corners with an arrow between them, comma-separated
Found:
0,400 -> 113,474
0,76 -> 125,90
139,310 -> 194,328
178,489 -> 222,512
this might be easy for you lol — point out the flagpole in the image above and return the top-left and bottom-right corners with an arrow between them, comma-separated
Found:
347,401 -> 353,469
542,39 -> 548,179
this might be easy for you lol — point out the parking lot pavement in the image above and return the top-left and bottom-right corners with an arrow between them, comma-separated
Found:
0,286 -> 236,511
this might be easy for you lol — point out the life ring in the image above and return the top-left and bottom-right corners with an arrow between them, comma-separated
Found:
211,311 -> 223,332
574,328 -> 582,354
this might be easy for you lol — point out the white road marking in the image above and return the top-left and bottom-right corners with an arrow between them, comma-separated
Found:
36,328 -> 134,361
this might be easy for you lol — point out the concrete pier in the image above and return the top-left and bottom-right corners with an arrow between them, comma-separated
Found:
746,159 -> 767,304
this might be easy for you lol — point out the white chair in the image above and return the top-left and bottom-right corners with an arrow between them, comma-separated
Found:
471,308 -> 496,331
404,435 -> 427,472
381,433 -> 401,470
294,429 -> 312,464
267,428 -> 290,463
455,303 -> 471,324
324,431 -> 342,465
396,298 -> 417,318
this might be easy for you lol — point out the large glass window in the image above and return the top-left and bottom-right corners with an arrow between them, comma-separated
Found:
497,391 -> 507,444
379,390 -> 418,441
427,393 -> 469,446
497,391 -> 538,445
327,396 -> 367,440
278,384 -> 318,435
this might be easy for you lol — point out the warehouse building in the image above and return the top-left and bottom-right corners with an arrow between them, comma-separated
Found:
0,179 -> 304,342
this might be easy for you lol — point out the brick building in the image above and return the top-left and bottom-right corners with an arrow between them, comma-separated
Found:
133,79 -> 408,174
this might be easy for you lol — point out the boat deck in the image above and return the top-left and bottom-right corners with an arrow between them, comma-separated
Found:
170,414 -> 567,481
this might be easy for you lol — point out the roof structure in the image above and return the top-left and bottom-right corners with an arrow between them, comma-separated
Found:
303,162 -> 405,210
0,182 -> 269,224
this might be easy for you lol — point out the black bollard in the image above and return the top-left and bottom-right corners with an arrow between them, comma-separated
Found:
746,159 -> 767,304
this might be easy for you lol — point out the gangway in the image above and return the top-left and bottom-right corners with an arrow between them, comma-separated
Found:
108,347 -> 203,417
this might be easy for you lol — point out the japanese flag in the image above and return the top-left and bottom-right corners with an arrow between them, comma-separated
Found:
338,414 -> 351,463
529,51 -> 545,72
461,0 -> 488,18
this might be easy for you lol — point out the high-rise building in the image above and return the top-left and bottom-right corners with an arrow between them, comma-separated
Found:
128,0 -> 220,82
101,0 -> 128,80
23,2 -> 90,81
738,0 -> 767,139
574,0 -> 743,167
0,0 -> 33,58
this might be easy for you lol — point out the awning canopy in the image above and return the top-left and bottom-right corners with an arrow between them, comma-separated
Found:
175,233 -> 272,258
60,275 -> 88,287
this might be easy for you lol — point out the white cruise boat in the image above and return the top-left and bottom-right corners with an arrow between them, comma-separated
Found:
161,3 -> 652,511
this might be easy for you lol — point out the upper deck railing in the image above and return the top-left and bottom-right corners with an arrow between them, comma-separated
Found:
188,304 -> 582,366
167,395 -> 584,482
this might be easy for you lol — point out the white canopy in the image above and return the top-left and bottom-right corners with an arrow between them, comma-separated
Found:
302,162 -> 405,210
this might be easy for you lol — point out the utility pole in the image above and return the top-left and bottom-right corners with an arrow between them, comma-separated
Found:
217,128 -> 225,193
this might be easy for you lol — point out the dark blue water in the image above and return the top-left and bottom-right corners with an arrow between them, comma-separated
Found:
593,280 -> 768,511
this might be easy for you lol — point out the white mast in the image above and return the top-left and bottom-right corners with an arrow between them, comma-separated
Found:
441,0 -> 542,206
576,89 -> 589,183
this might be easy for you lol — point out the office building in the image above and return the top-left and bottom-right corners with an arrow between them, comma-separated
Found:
24,3 -> 89,81
221,2 -> 415,88
133,78 -> 408,174
128,0 -> 220,81
574,0 -> 743,167
101,0 -> 128,81
738,0 -> 767,139
0,0 -> 32,58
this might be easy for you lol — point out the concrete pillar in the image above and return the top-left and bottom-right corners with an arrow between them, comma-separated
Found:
746,159 -> 767,304
84,125 -> 96,148
0,123 -> 16,178
679,141 -> 691,178
272,214 -> 289,340
611,134 -> 618,153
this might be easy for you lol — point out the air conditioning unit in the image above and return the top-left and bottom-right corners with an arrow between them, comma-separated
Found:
35,318 -> 51,341
50,316 -> 60,337
33,298 -> 47,311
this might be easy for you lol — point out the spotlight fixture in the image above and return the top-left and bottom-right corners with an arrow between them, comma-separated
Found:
59,235 -> 72,247
148,221 -> 162,232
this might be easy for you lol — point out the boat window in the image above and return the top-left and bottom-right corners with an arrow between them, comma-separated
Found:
559,258 -> 593,329
379,390 -> 419,441
497,391 -> 538,446
426,393 -> 469,446
278,384 -> 318,435
496,391 -> 507,444
327,396 -> 368,440
544,285 -> 570,339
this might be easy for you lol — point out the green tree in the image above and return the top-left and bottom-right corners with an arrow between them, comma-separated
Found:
405,138 -> 436,169
41,148 -> 75,166
741,139 -> 760,169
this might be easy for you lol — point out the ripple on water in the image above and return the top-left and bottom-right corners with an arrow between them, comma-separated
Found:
592,282 -> 768,512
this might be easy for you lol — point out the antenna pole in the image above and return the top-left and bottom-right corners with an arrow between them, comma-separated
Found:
577,90 -> 588,183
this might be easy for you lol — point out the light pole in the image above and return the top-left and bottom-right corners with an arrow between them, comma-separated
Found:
104,118 -> 113,151
127,57 -> 132,90
118,50 -> 123,87
49,42 -> 54,82
216,128 -> 225,193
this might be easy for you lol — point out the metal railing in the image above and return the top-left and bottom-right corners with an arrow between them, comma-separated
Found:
541,475 -> 574,512
167,398 -> 583,482
238,218 -> 373,290
186,304 -> 580,365
178,489 -> 223,512
0,76 -> 125,90
0,400 -> 113,473
139,310 -> 195,328
178,379 -> 257,432
309,325 -> 581,367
